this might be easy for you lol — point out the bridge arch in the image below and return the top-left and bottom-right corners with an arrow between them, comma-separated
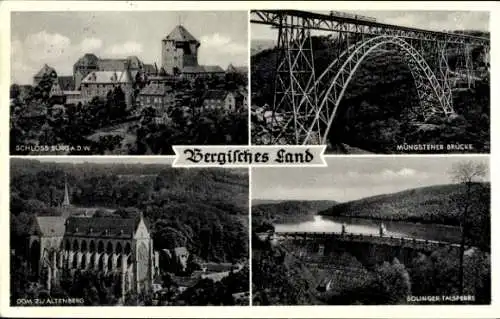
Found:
303,35 -> 455,144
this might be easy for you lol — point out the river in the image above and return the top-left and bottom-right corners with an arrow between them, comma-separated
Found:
274,215 -> 462,243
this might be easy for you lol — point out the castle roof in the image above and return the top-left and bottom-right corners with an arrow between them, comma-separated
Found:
143,63 -> 158,75
34,216 -> 66,237
64,216 -> 143,239
181,65 -> 225,74
82,71 -> 133,84
164,25 -> 199,43
182,65 -> 206,74
35,64 -> 57,79
227,64 -> 248,74
58,76 -> 75,91
139,83 -> 173,96
203,65 -> 225,73
203,90 -> 230,101
97,58 -> 127,71
126,56 -> 144,69
74,53 -> 99,68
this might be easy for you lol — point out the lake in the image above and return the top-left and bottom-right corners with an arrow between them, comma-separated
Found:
274,215 -> 462,243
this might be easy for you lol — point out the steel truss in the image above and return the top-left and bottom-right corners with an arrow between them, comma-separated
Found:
272,15 -> 320,144
302,36 -> 454,144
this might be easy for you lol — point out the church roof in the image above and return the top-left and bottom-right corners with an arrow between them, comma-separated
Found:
164,25 -> 199,43
34,64 -> 57,79
34,216 -> 66,237
64,216 -> 142,239
81,71 -> 133,84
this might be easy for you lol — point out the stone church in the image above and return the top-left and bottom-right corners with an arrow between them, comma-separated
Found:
26,181 -> 157,300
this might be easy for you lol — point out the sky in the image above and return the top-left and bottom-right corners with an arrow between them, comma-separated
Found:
252,156 -> 490,202
11,11 -> 248,84
251,10 -> 489,42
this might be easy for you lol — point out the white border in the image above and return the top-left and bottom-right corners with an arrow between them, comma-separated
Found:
1,1 -> 499,318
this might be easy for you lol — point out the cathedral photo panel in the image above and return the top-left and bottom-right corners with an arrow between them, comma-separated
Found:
10,157 -> 250,306
10,11 -> 249,155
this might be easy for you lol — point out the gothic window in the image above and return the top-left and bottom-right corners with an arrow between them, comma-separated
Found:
81,240 -> 87,253
73,240 -> 79,252
98,254 -> 105,271
137,242 -> 148,282
116,243 -> 123,255
106,242 -> 113,255
124,243 -> 131,255
98,241 -> 104,254
89,240 -> 95,253
72,254 -> 78,269
108,255 -> 113,272
81,255 -> 87,269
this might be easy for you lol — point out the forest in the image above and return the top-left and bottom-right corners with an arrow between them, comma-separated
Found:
252,235 -> 490,305
10,159 -> 249,262
251,32 -> 490,153
319,183 -> 490,251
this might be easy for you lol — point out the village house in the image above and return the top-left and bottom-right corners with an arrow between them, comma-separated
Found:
202,90 -> 236,111
80,70 -> 135,107
138,83 -> 176,112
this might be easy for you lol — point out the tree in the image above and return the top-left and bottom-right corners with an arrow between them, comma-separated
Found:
449,160 -> 487,294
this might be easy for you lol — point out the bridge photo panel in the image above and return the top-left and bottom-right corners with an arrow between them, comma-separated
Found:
251,156 -> 490,305
250,10 -> 490,154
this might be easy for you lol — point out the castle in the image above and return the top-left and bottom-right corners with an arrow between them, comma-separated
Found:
25,180 -> 158,300
33,24 -> 245,108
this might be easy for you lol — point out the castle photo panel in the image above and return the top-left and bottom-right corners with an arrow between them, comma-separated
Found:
10,11 -> 248,155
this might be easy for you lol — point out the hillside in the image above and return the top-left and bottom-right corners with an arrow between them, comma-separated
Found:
251,39 -> 276,56
252,200 -> 337,228
10,159 -> 249,263
251,34 -> 490,153
320,183 -> 490,249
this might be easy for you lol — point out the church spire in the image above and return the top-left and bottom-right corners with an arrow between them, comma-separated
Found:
62,175 -> 71,207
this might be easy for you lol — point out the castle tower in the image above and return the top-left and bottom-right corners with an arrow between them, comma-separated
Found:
161,25 -> 200,75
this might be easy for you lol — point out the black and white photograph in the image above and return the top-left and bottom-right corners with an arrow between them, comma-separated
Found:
10,158 -> 249,306
252,156 -> 490,305
250,10 -> 490,154
10,11 -> 248,155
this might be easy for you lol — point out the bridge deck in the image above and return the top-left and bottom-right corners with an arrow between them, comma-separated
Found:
276,231 -> 460,250
251,10 -> 489,46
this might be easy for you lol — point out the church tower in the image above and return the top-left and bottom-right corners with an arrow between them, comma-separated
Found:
62,176 -> 71,208
161,24 -> 200,75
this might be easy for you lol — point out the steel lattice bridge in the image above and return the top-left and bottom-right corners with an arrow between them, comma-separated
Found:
251,10 -> 490,145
